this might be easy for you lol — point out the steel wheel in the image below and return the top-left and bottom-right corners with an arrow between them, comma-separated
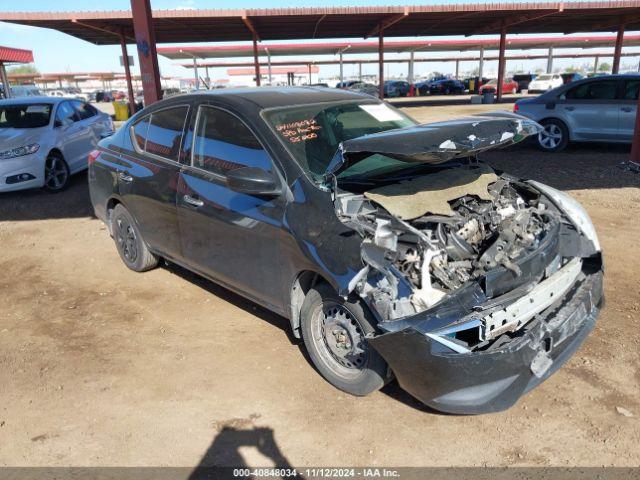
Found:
311,302 -> 369,378
44,155 -> 69,191
115,216 -> 138,264
538,123 -> 563,149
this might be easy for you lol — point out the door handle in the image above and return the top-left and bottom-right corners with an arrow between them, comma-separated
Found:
183,194 -> 204,208
118,172 -> 133,183
621,106 -> 633,112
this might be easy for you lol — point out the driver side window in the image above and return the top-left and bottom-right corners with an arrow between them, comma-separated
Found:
564,81 -> 618,101
55,101 -> 78,127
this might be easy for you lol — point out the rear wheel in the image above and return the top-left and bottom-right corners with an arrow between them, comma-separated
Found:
111,204 -> 159,272
300,283 -> 388,396
537,119 -> 569,152
43,152 -> 70,192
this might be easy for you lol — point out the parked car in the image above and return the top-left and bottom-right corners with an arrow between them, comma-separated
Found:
335,81 -> 359,89
512,73 -> 537,92
428,78 -> 465,95
0,97 -> 113,192
515,74 -> 640,152
89,87 -> 603,414
94,90 -> 115,103
527,73 -> 563,93
463,76 -> 490,93
346,82 -> 379,97
478,78 -> 519,95
10,85 -> 43,98
561,72 -> 584,84
383,80 -> 410,97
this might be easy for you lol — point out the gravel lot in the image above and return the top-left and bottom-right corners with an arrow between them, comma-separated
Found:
0,102 -> 639,468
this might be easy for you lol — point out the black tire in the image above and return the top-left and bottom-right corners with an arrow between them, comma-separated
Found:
537,119 -> 569,152
300,283 -> 388,396
43,152 -> 70,192
111,204 -> 158,272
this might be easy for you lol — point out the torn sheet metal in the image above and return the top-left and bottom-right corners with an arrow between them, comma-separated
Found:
325,112 -> 542,177
364,163 -> 498,218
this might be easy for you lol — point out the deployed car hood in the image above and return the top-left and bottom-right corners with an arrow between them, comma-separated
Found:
325,112 -> 542,177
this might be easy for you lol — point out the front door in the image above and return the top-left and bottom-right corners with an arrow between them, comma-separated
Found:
558,79 -> 620,141
618,78 -> 640,141
55,101 -> 88,169
177,104 -> 285,311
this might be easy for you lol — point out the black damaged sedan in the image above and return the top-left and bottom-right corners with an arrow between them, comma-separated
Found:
88,87 -> 603,414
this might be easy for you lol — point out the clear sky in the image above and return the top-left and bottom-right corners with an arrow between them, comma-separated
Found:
1,0 -> 638,84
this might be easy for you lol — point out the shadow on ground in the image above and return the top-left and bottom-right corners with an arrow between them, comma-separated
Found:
0,171 -> 94,221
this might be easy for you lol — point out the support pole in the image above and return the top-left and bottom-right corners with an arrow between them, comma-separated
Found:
478,45 -> 484,86
408,51 -> 414,84
252,32 -> 261,86
205,65 -> 210,88
629,81 -> 640,168
546,46 -> 554,74
496,25 -> 507,102
308,64 -> 312,84
613,21 -> 625,74
593,55 -> 600,74
339,52 -> 344,85
266,48 -> 272,85
378,27 -> 385,100
358,62 -> 362,81
455,59 -> 460,79
0,63 -> 10,98
192,57 -> 199,90
130,0 -> 162,106
58,77 -> 63,89
120,32 -> 136,115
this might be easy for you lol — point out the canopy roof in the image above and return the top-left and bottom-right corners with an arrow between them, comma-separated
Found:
2,2 -> 640,45
0,45 -> 34,64
159,34 -> 640,61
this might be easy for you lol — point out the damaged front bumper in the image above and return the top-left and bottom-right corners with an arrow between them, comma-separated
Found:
368,267 -> 603,415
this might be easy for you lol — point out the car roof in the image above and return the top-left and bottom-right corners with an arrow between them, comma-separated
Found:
157,86 -> 375,111
0,96 -> 63,106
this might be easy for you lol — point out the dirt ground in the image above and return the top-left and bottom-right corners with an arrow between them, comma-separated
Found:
1,102 -> 639,468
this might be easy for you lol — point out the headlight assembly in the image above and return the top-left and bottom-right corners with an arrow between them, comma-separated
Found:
0,143 -> 40,160
529,180 -> 600,252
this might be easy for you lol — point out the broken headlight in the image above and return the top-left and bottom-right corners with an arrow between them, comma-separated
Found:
529,181 -> 600,252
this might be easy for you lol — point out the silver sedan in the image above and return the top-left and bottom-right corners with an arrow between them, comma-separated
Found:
514,74 -> 640,152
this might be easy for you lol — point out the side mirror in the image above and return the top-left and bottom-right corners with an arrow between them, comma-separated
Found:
226,166 -> 281,197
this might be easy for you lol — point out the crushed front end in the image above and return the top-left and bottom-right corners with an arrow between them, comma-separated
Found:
329,114 -> 603,414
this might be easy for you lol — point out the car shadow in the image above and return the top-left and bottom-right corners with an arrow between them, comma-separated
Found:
162,261 -> 301,346
188,425 -> 302,479
0,171 -> 95,221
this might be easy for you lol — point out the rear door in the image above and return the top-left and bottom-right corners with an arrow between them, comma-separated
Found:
54,100 -> 86,170
557,79 -> 620,141
70,100 -> 102,172
618,78 -> 640,141
119,104 -> 190,261
176,104 -> 286,310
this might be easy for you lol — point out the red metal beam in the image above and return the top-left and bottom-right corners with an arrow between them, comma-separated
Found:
242,14 -> 261,42
365,9 -> 409,39
120,32 -> 136,115
613,21 -> 626,73
470,8 -> 563,36
130,0 -> 162,106
496,24 -> 507,101
71,19 -> 135,42
252,32 -> 261,86
378,27 -> 384,100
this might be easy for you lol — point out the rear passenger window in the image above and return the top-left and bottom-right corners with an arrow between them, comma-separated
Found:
192,106 -> 272,176
623,80 -> 640,100
72,101 -> 97,120
55,101 -> 78,127
131,106 -> 188,162
565,81 -> 618,100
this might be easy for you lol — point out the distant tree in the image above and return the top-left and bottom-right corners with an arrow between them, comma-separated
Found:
8,64 -> 39,75
598,61 -> 611,72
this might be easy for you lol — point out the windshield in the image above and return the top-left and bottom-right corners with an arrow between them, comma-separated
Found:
262,100 -> 416,180
0,104 -> 52,129
536,75 -> 552,81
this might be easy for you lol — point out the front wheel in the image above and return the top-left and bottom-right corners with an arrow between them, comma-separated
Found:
537,119 -> 569,152
300,283 -> 388,396
111,204 -> 159,272
43,152 -> 70,192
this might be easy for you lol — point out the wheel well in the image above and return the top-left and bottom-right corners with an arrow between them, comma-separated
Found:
289,271 -> 330,338
48,148 -> 64,159
105,198 -> 122,236
537,117 -> 570,139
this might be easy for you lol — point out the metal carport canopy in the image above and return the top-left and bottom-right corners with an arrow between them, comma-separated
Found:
2,2 -> 640,44
157,34 -> 640,60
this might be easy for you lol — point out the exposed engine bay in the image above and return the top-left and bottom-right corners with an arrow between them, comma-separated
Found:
333,163 -> 571,351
